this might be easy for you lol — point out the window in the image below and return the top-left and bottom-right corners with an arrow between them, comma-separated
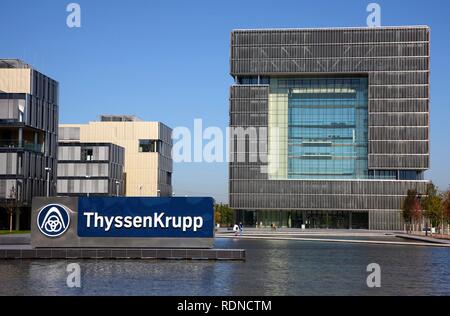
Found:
369,170 -> 397,180
239,76 -> 258,85
369,170 -> 424,180
399,170 -> 423,180
139,140 -> 161,153
237,76 -> 270,85
18,100 -> 25,123
274,77 -> 369,180
260,77 -> 270,84
81,148 -> 94,161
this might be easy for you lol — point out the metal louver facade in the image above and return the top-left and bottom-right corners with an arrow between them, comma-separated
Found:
229,26 -> 430,230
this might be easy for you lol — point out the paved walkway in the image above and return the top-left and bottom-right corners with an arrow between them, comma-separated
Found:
395,233 -> 450,245
216,228 -> 450,248
217,228 -> 396,236
217,235 -> 450,247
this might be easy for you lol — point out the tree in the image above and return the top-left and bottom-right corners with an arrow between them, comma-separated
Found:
402,189 -> 421,233
411,197 -> 423,232
425,196 -> 444,232
443,191 -> 450,234
214,204 -> 222,225
6,186 -> 18,233
421,183 -> 443,231
214,204 -> 234,227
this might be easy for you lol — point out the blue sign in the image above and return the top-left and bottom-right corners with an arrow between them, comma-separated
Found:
37,204 -> 71,238
77,197 -> 214,238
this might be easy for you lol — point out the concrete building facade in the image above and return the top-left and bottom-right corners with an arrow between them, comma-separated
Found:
59,115 -> 172,197
57,142 -> 125,197
229,26 -> 431,230
0,59 -> 58,229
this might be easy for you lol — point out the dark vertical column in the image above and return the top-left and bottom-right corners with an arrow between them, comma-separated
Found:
15,209 -> 21,230
235,210 -> 241,226
34,132 -> 38,152
349,212 -> 353,230
18,127 -> 23,147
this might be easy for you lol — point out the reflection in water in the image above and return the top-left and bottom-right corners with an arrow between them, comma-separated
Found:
252,240 -> 292,296
26,262 -> 71,295
0,238 -> 449,296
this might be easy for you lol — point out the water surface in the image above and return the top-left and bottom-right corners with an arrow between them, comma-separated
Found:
1,238 -> 449,295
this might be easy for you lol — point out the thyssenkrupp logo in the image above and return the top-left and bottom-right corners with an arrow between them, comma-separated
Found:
37,204 -> 71,238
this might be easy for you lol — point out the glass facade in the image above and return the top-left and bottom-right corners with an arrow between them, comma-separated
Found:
269,77 -> 368,180
236,210 -> 369,230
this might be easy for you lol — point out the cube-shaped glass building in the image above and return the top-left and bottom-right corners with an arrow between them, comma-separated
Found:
229,26 -> 430,230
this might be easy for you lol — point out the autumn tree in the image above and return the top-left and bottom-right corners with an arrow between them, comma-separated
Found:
214,204 -> 234,227
443,191 -> 450,234
402,189 -> 422,233
214,204 -> 222,225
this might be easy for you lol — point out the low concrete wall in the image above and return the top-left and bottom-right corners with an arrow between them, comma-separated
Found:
0,234 -> 30,245
0,248 -> 245,261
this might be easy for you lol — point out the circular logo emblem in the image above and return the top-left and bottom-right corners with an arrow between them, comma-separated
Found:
37,204 -> 71,238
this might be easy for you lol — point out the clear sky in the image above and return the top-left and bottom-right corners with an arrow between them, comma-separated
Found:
1,0 -> 449,202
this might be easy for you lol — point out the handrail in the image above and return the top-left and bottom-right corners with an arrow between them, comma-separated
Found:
0,139 -> 44,153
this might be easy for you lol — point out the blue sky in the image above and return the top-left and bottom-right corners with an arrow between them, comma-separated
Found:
1,0 -> 450,201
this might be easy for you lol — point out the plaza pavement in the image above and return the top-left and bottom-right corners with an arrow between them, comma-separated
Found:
215,228 -> 450,247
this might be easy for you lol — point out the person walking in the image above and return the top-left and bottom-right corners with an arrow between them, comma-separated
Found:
233,223 -> 239,236
239,222 -> 243,236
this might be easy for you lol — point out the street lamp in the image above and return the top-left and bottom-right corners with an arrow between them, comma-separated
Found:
115,180 -> 120,197
85,175 -> 91,197
44,167 -> 51,197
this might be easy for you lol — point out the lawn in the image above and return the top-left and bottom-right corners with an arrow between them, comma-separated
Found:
0,230 -> 30,235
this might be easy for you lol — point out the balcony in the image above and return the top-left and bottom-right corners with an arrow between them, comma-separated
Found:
0,139 -> 44,153
0,127 -> 45,153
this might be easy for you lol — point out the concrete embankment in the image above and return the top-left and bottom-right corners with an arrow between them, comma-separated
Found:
0,233 -> 245,260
